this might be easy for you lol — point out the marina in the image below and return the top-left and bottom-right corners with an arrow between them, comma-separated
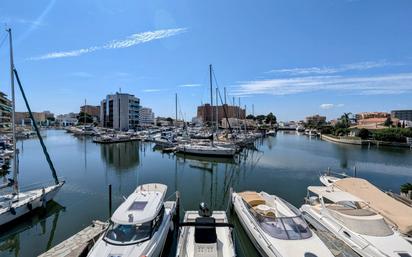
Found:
1,1 -> 411,256
0,130 -> 411,257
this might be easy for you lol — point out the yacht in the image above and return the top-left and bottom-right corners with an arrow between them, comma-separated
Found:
231,190 -> 333,257
176,144 -> 236,157
300,186 -> 412,257
176,203 -> 236,257
325,177 -> 412,240
87,183 -> 177,257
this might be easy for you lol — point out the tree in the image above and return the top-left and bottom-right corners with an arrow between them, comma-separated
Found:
266,112 -> 277,125
339,112 -> 352,129
358,128 -> 370,139
255,115 -> 266,124
384,117 -> 392,127
400,183 -> 412,194
246,114 -> 255,120
77,112 -> 93,124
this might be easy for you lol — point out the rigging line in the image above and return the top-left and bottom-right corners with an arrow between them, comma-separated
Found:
13,68 -> 60,185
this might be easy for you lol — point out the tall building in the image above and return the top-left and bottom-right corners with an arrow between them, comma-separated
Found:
80,105 -> 100,120
391,110 -> 412,122
139,107 -> 155,126
100,92 -> 140,131
197,104 -> 245,124
0,91 -> 12,131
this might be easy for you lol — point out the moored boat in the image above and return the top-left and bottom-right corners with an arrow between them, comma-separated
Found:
176,203 -> 236,257
87,183 -> 177,257
176,144 -> 236,157
300,186 -> 412,256
231,190 -> 333,257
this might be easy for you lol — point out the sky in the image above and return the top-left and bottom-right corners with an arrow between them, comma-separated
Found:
0,0 -> 411,121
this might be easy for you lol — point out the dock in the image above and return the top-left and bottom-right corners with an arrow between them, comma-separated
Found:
38,220 -> 108,257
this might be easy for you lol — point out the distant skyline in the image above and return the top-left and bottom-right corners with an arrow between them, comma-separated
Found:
0,0 -> 411,121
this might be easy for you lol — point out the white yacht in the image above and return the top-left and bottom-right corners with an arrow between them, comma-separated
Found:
87,183 -> 177,257
176,144 -> 236,157
324,177 -> 412,240
300,186 -> 412,257
176,203 -> 236,257
232,190 -> 333,257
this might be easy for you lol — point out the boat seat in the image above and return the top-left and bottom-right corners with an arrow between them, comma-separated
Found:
194,217 -> 217,244
239,191 -> 265,207
253,204 -> 276,218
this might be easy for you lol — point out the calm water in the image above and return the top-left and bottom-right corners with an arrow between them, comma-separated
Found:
0,130 -> 411,257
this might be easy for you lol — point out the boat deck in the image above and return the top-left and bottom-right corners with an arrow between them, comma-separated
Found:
38,220 -> 108,257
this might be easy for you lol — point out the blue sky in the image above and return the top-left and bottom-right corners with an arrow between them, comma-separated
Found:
0,0 -> 411,121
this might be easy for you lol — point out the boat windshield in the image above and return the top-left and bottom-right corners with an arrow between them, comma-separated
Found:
259,215 -> 312,240
104,222 -> 152,244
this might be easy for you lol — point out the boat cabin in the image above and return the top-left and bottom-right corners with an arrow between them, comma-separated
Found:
104,184 -> 167,245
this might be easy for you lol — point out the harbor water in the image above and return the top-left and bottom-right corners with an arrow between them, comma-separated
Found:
0,130 -> 411,257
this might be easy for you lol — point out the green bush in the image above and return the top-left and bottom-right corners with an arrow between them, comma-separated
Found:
372,128 -> 412,143
358,128 -> 370,140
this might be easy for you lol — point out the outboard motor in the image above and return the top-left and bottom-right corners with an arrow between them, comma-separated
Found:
198,202 -> 211,217
195,202 -> 218,257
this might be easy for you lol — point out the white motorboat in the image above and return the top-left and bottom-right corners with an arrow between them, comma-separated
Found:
87,183 -> 177,257
300,186 -> 412,257
325,177 -> 412,240
176,203 -> 236,257
231,190 -> 333,257
176,144 -> 236,157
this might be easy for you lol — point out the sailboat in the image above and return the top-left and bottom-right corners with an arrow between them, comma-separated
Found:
0,28 -> 64,227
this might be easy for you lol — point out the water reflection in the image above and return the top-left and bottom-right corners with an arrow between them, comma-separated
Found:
100,142 -> 140,169
0,201 -> 65,257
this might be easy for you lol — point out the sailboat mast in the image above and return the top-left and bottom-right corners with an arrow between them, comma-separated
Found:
7,28 -> 18,194
175,93 -> 177,126
215,87 -> 218,130
209,64 -> 213,127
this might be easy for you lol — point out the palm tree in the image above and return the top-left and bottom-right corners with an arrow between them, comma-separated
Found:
340,112 -> 352,129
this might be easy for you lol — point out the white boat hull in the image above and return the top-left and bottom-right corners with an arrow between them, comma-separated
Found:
0,182 -> 64,226
176,145 -> 235,157
87,201 -> 176,257
300,204 -> 412,257
232,192 -> 333,257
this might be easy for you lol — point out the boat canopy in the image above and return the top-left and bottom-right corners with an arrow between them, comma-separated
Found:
334,178 -> 412,236
111,183 -> 167,225
308,186 -> 363,203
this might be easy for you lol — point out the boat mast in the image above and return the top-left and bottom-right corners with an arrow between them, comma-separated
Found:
175,93 -> 177,127
215,87 -> 218,131
209,64 -> 213,128
7,28 -> 18,195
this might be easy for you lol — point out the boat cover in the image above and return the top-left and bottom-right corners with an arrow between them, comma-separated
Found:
238,191 -> 265,207
334,178 -> 412,236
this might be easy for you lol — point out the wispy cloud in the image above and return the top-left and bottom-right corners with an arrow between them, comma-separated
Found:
69,72 -> 94,78
29,28 -> 187,60
233,73 -> 412,96
268,60 -> 401,76
178,84 -> 202,88
320,103 -> 344,110
142,89 -> 163,93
